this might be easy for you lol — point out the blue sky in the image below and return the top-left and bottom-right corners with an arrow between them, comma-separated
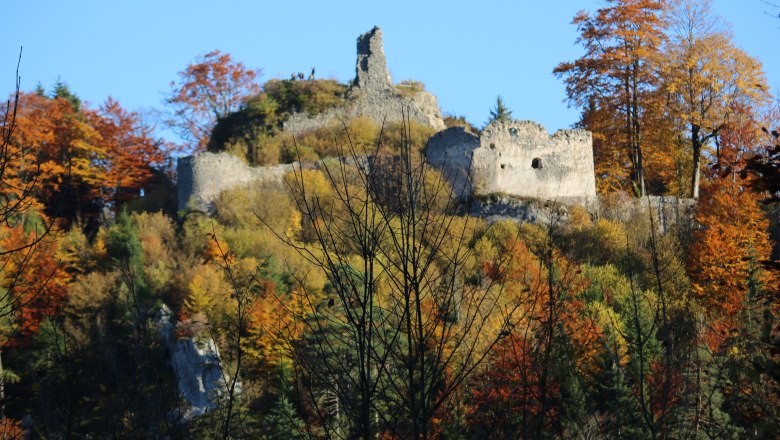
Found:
2,1 -> 777,140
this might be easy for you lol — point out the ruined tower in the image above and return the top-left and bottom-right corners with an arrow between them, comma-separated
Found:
354,26 -> 392,91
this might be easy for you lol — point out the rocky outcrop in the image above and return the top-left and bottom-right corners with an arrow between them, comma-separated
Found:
469,194 -> 573,225
155,305 -> 235,422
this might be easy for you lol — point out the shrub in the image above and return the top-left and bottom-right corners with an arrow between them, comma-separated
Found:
394,79 -> 425,97
133,211 -> 177,295
214,181 -> 294,231
264,78 -> 347,117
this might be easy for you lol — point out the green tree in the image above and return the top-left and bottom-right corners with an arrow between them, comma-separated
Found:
487,95 -> 513,125
260,395 -> 306,440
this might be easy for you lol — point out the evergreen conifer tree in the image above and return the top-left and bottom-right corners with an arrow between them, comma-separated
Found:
487,95 -> 513,125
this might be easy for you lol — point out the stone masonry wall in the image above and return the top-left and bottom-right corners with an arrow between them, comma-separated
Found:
177,152 -> 294,213
426,120 -> 598,207
472,121 -> 597,206
425,127 -> 480,199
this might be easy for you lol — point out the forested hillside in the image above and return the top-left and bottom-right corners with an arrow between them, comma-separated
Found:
0,0 -> 778,438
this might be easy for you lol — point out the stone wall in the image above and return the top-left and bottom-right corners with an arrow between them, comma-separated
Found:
425,127 -> 480,199
426,120 -> 598,208
600,194 -> 696,235
283,27 -> 446,134
468,194 -> 695,236
177,152 -> 294,213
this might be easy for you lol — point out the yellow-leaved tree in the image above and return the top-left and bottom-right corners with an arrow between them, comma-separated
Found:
660,0 -> 769,199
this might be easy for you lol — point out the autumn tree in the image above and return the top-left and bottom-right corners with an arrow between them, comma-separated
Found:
685,110 -> 779,433
90,98 -> 168,206
9,87 -> 167,229
469,226 -> 602,438
267,123 -> 518,439
660,0 -> 769,199
0,54 -> 72,432
555,0 -> 668,196
166,50 -> 261,153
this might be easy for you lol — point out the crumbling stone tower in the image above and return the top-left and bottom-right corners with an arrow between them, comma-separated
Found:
283,26 -> 446,134
355,26 -> 392,91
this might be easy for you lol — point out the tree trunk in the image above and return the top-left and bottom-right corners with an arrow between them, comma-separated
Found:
691,125 -> 702,199
631,62 -> 646,197
0,348 -> 4,420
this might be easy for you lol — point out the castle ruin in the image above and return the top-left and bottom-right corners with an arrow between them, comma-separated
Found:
283,27 -> 446,134
178,27 -> 599,215
426,120 -> 597,207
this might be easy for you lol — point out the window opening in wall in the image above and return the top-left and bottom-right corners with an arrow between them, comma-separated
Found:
489,143 -> 496,150
500,164 -> 506,169
532,158 -> 542,169
509,127 -> 518,136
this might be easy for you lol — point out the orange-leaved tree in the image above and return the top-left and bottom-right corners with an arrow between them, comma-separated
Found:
90,97 -> 168,206
10,89 -> 168,228
470,234 -> 601,437
555,0 -> 669,196
166,50 -> 261,153
687,106 -> 776,341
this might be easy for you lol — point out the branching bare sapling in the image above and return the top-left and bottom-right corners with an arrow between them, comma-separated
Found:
260,115 -> 520,439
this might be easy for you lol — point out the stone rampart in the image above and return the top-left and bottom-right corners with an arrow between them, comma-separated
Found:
600,194 -> 696,235
177,152 -> 295,213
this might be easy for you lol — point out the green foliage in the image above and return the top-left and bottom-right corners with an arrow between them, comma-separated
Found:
394,79 -> 425,97
207,93 -> 282,162
51,79 -> 81,111
208,79 -> 347,164
260,395 -> 307,439
487,95 -> 513,125
264,78 -> 347,117
104,211 -> 144,277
